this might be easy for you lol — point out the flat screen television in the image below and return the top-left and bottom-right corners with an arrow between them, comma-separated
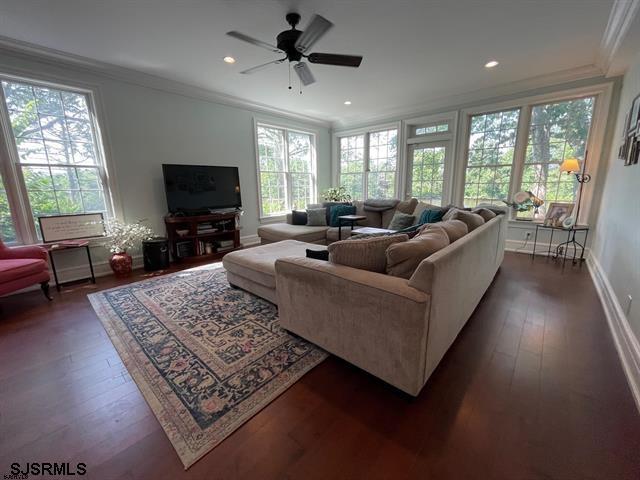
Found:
162,164 -> 242,214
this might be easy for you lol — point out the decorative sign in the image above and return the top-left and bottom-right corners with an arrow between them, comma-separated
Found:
38,213 -> 106,243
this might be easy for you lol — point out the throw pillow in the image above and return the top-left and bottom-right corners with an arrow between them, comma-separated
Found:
329,204 -> 357,227
291,210 -> 308,225
472,207 -> 497,222
382,198 -> 418,228
387,211 -> 415,231
328,234 -> 408,273
422,219 -> 468,243
443,208 -> 485,231
418,207 -> 445,225
306,249 -> 329,261
323,201 -> 351,225
411,202 -> 439,225
306,208 -> 328,226
386,226 -> 450,279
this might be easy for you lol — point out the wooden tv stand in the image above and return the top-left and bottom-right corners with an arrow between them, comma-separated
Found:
164,211 -> 241,263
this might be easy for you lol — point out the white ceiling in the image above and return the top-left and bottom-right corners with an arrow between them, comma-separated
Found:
0,0 -> 623,124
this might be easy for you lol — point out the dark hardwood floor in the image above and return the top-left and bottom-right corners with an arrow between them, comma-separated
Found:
1,252 -> 639,480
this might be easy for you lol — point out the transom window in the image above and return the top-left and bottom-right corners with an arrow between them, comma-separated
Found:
256,123 -> 316,217
0,78 -> 112,243
414,122 -> 450,136
463,109 -> 520,207
338,128 -> 398,200
519,97 -> 595,217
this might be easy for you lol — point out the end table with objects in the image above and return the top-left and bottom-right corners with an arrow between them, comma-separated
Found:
531,222 -> 590,269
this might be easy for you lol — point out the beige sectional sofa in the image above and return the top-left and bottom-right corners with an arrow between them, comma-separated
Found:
257,198 -> 418,245
274,214 -> 506,396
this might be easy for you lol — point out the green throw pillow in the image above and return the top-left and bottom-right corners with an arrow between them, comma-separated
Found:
306,208 -> 328,226
329,204 -> 356,227
388,212 -> 415,231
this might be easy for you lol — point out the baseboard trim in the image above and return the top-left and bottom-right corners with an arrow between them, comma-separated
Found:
587,252 -> 640,413
241,234 -> 260,247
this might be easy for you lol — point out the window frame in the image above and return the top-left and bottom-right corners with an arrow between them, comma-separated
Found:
0,73 -> 117,245
334,121 -> 401,200
254,120 -> 317,220
454,83 -> 613,224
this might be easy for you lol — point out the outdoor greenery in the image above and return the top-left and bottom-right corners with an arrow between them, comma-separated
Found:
411,145 -> 445,205
257,125 -> 313,215
0,80 -> 106,241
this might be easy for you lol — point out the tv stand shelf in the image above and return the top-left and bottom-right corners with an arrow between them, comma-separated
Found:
165,212 -> 241,263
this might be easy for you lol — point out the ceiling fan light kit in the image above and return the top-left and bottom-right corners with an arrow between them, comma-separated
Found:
227,13 -> 363,90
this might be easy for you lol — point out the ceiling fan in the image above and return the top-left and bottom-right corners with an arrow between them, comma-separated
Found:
226,13 -> 363,88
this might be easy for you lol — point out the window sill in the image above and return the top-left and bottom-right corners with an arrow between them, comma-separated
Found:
259,215 -> 287,224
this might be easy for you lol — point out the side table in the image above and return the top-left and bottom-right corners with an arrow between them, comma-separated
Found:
42,240 -> 96,291
337,215 -> 367,240
531,223 -> 590,269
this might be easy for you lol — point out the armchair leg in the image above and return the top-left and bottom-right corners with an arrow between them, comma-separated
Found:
41,282 -> 53,301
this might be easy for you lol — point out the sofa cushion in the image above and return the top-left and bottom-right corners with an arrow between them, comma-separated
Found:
443,208 -> 485,231
386,226 -> 450,279
223,239 -> 326,289
387,211 -> 415,231
472,207 -> 497,222
306,208 -> 328,226
422,219 -> 468,243
326,226 -> 354,242
291,210 -> 308,225
328,234 -> 408,273
329,204 -> 357,227
353,200 -> 382,227
257,223 -> 328,243
0,258 -> 48,284
382,198 -> 418,228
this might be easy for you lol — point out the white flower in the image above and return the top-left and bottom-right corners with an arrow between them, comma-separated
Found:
104,219 -> 154,254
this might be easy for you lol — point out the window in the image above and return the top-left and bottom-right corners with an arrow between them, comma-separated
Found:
463,109 -> 520,207
415,122 -> 450,136
338,127 -> 398,200
0,78 -> 112,243
520,97 -> 595,217
256,123 -> 315,217
0,175 -> 16,242
409,145 -> 446,205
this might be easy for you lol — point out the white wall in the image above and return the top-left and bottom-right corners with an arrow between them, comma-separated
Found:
0,49 -> 332,279
591,51 -> 640,342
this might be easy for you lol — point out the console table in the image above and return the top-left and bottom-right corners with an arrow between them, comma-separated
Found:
41,240 -> 96,291
531,223 -> 590,268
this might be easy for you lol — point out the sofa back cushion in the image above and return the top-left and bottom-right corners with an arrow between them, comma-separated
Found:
386,226 -> 450,279
382,198 -> 418,228
387,211 -> 415,231
353,200 -> 383,227
328,234 -> 408,273
443,208 -> 485,232
422,219 -> 468,243
472,207 -> 497,222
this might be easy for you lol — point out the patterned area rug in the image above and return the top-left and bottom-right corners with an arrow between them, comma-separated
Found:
88,264 -> 327,469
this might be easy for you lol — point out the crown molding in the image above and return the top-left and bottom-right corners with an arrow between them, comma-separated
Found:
0,35 -> 331,128
596,0 -> 640,75
332,64 -> 605,130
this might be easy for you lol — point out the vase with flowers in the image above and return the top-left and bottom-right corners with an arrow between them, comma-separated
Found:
104,219 -> 154,276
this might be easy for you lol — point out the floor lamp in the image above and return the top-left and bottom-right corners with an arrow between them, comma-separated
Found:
556,154 -> 591,261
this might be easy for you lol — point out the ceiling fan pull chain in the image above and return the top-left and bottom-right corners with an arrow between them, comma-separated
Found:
288,63 -> 292,90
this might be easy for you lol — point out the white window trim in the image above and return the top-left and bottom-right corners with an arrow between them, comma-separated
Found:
0,72 -> 118,245
333,121 -> 402,200
454,83 -> 614,224
253,118 -> 318,220
402,111 -> 458,202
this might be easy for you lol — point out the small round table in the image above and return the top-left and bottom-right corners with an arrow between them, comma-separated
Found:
338,215 -> 367,240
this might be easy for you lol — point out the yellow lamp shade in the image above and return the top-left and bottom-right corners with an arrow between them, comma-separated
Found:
560,158 -> 580,174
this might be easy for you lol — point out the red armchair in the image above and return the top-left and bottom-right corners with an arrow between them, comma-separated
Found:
0,239 -> 52,300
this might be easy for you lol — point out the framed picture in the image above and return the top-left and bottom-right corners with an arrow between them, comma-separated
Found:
544,202 -> 574,227
620,93 -> 640,166
38,213 -> 106,243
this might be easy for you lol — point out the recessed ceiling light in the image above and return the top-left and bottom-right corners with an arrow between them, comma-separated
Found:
485,60 -> 499,68
223,56 -> 236,64
344,100 -> 352,105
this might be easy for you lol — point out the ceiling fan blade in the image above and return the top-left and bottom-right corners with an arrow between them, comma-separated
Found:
294,62 -> 315,86
240,59 -> 285,75
295,14 -> 333,53
308,53 -> 363,67
227,31 -> 283,53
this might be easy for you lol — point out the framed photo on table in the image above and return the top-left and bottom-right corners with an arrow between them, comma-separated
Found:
543,202 -> 574,227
